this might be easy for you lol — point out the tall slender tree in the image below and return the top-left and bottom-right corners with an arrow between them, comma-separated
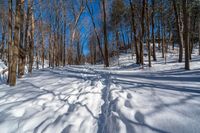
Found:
183,0 -> 190,70
102,0 -> 109,67
151,0 -> 156,61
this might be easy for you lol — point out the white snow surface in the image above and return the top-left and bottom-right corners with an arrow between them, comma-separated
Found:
0,49 -> 200,133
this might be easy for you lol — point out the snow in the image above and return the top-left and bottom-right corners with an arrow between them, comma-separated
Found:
0,48 -> 200,133
0,59 -> 8,84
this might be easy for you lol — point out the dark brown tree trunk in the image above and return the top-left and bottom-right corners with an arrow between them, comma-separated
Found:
53,33 -> 56,68
49,33 -> 52,68
42,31 -> 45,69
36,43 -> 39,69
172,33 -> 175,50
129,0 -> 140,64
102,0 -> 109,67
158,20 -> 161,50
8,0 -> 12,85
140,0 -> 145,66
146,0 -> 151,67
183,0 -> 190,70
77,33 -> 81,65
161,1 -> 165,58
28,1 -> 34,74
152,0 -> 156,61
172,0 -> 183,62
63,20 -> 66,66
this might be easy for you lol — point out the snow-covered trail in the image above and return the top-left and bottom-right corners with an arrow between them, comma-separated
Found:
0,63 -> 200,133
83,65 -> 200,133
0,67 -> 104,133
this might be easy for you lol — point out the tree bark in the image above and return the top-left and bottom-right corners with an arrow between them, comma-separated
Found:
102,0 -> 109,67
7,0 -> 12,85
63,19 -> 66,66
129,0 -> 140,64
183,0 -> 190,70
172,0 -> 183,62
28,0 -> 34,74
146,0 -> 151,67
161,0 -> 165,58
151,0 -> 156,61
140,0 -> 145,66
41,30 -> 45,69
18,0 -> 25,78
10,0 -> 20,86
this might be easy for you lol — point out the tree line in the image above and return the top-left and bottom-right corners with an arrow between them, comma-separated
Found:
0,0 -> 200,86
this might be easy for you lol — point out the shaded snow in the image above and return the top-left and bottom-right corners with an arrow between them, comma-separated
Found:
0,49 -> 200,133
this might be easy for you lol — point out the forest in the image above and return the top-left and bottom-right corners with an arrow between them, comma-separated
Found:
0,0 -> 199,85
0,0 -> 200,133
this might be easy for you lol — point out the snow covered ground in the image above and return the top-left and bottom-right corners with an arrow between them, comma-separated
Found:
0,49 -> 200,133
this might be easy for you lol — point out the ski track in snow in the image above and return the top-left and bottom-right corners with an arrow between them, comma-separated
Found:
0,51 -> 200,133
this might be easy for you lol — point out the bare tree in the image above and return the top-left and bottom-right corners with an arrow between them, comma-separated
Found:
102,0 -> 109,67
86,0 -> 105,64
151,0 -> 156,61
146,0 -> 151,67
28,0 -> 34,74
183,0 -> 190,70
172,0 -> 183,62
129,0 -> 140,64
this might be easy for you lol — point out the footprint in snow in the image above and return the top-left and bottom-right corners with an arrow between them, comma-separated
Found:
124,100 -> 133,109
135,111 -> 145,124
127,93 -> 132,99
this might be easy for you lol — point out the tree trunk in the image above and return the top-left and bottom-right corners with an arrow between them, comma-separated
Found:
158,20 -> 161,50
146,0 -> 151,67
36,43 -> 39,69
161,1 -> 165,58
140,0 -> 145,66
183,0 -> 190,70
102,0 -> 109,67
8,0 -> 12,85
48,28 -> 51,68
28,1 -> 34,74
172,0 -> 183,62
42,32 -> 45,69
53,33 -> 56,68
129,0 -> 140,64
151,0 -> 156,61
18,0 -> 25,78
10,0 -> 20,86
63,20 -> 66,66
